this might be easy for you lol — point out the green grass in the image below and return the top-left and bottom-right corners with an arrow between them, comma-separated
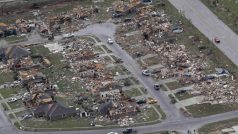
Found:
175,92 -> 195,100
140,87 -> 148,94
31,45 -> 63,66
15,110 -> 28,117
14,121 -> 21,129
30,45 -> 50,56
168,94 -> 177,104
8,113 -> 15,119
199,118 -> 238,134
0,72 -> 15,84
46,53 -> 63,65
101,45 -> 112,53
154,105 -> 166,120
5,35 -> 27,43
144,131 -> 178,134
201,0 -> 238,34
144,56 -> 161,66
0,87 -> 22,98
1,103 -> 9,111
124,88 -> 142,97
94,46 -> 105,53
8,100 -> 23,109
52,5 -> 72,13
166,81 -> 182,90
79,36 -> 97,43
107,65 -> 130,75
134,107 -> 160,123
160,84 -> 167,91
21,117 -> 91,129
186,103 -> 238,117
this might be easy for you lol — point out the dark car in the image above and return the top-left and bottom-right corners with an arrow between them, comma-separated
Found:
136,99 -> 147,104
214,37 -> 220,43
154,84 -> 161,90
123,128 -> 133,134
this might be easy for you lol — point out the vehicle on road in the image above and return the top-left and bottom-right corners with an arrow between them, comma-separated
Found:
7,97 -> 17,103
122,128 -> 137,134
107,38 -> 114,44
214,37 -> 220,43
154,84 -> 161,90
142,69 -> 150,76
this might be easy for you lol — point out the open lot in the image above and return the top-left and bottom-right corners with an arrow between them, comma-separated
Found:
165,81 -> 183,90
186,103 -> 238,117
199,118 -> 238,134
0,72 -> 15,84
124,88 -> 142,97
0,87 -> 22,98
21,117 -> 91,129
201,0 -> 238,34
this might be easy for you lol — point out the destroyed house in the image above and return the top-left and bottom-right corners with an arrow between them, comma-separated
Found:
0,46 -> 29,62
99,101 -> 138,119
109,101 -> 138,119
9,56 -> 41,71
99,101 -> 113,117
33,102 -> 77,120
99,84 -> 122,99
23,91 -> 54,108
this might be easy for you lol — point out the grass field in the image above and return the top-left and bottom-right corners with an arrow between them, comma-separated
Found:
0,72 -> 15,84
199,118 -> 238,134
166,81 -> 182,90
5,35 -> 28,43
175,92 -> 195,101
201,0 -> 238,34
0,87 -> 22,98
124,88 -> 142,97
21,117 -> 91,129
186,103 -> 238,117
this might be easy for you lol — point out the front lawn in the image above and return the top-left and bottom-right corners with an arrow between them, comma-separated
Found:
0,87 -> 22,98
186,103 -> 238,117
124,88 -> 142,97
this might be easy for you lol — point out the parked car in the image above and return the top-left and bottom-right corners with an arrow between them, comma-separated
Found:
63,33 -> 74,38
21,114 -> 32,120
154,84 -> 161,90
107,38 -> 113,44
142,69 -> 150,76
214,37 -> 220,43
136,99 -> 147,105
7,97 -> 17,103
147,97 -> 157,104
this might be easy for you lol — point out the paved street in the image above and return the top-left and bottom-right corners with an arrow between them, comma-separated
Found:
169,0 -> 238,67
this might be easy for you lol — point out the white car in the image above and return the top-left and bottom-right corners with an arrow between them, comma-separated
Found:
107,132 -> 118,134
63,33 -> 74,38
142,69 -> 150,76
7,97 -> 17,103
107,38 -> 114,44
22,114 -> 33,120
